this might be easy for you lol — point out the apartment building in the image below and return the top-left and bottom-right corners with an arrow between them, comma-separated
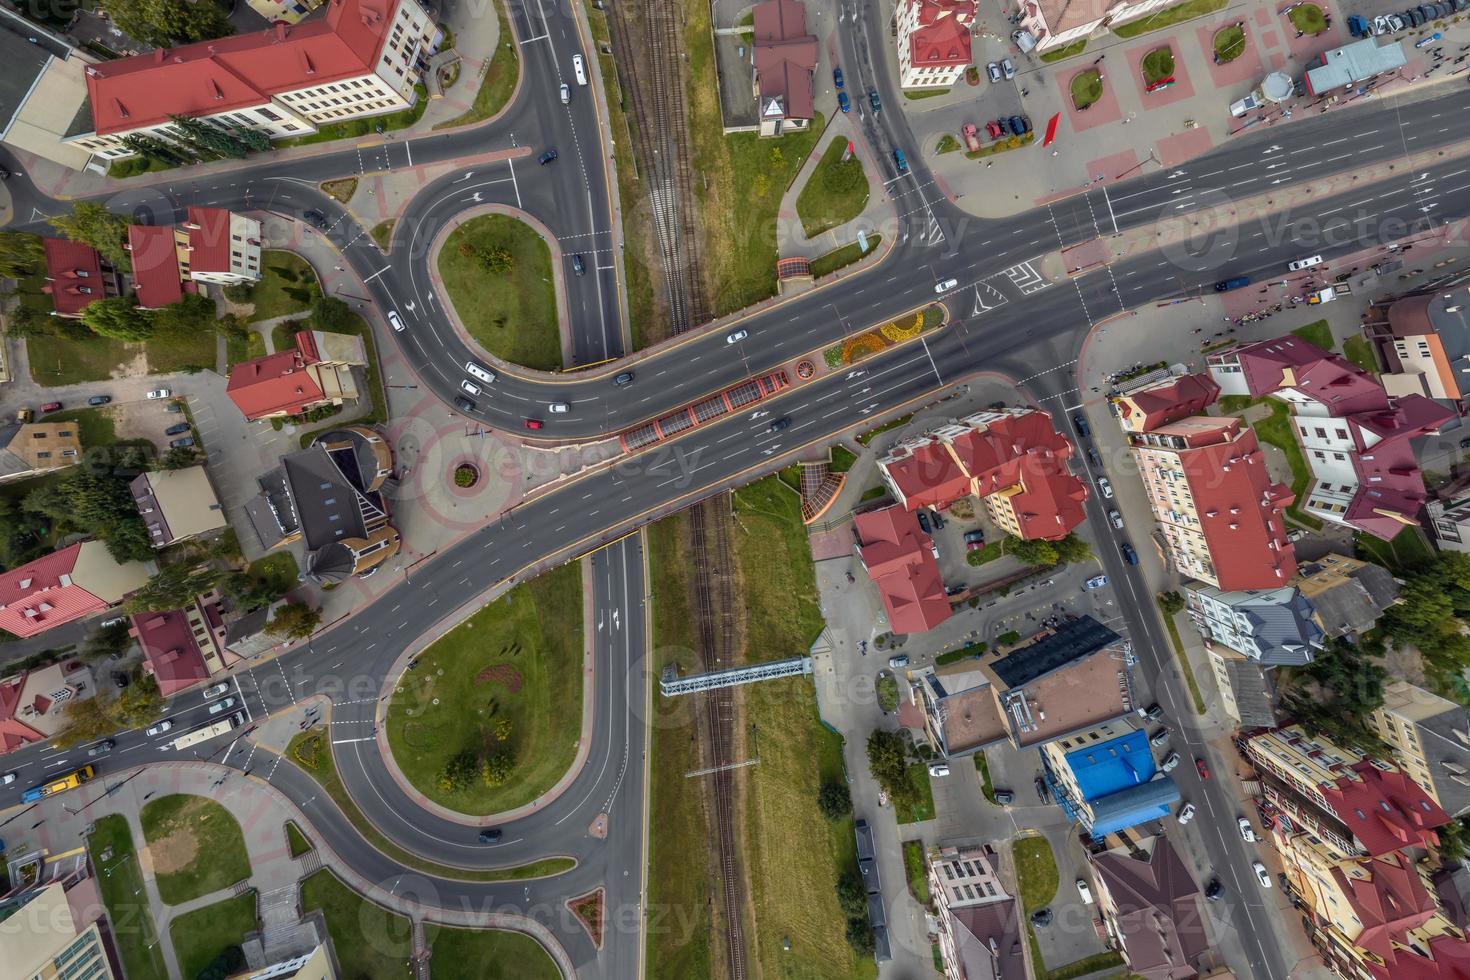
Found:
1016,0 -> 1193,55
896,0 -> 975,90
1089,836 -> 1210,980
0,658 -> 98,753
129,466 -> 228,549
751,0 -> 817,136
854,504 -> 950,634
181,207 -> 263,284
1129,416 -> 1297,590
0,9 -> 99,172
1114,372 -> 1222,434
65,0 -> 437,161
1208,337 -> 1454,539
1,876 -> 118,980
1185,584 -> 1323,666
1368,290 -> 1470,404
0,421 -> 82,483
927,844 -> 1026,980
130,592 -> 233,697
1295,554 -> 1401,639
1369,680 -> 1470,819
878,408 -> 1088,541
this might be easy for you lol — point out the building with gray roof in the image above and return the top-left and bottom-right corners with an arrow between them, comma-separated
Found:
1185,584 -> 1323,666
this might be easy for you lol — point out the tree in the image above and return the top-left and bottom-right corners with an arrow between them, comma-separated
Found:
5,304 -> 52,339
124,563 -> 220,614
817,780 -> 852,821
217,570 -> 282,612
23,472 -> 153,563
50,695 -> 117,748
834,871 -> 867,917
216,312 -> 249,342
48,202 -> 131,270
222,283 -> 255,304
81,296 -> 154,342
1379,553 -> 1470,685
112,674 -> 163,728
310,294 -> 353,333
267,601 -> 321,639
228,124 -> 271,153
1279,640 -> 1389,753
100,0 -> 233,47
482,751 -> 513,787
159,446 -> 202,470
1439,816 -> 1470,863
1008,536 -> 1058,567
437,748 -> 479,792
82,621 -> 133,663
1159,590 -> 1186,616
866,728 -> 917,812
0,231 -> 43,278
153,293 -> 216,335
169,115 -> 249,160
843,916 -> 875,956
1053,533 -> 1093,564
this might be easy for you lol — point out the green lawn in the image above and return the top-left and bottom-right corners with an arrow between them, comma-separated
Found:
139,794 -> 252,905
370,220 -> 397,251
286,821 -> 313,858
26,332 -> 132,386
974,751 -> 999,804
1041,39 -> 1087,61
1141,47 -> 1176,85
898,763 -> 936,824
169,892 -> 258,979
936,134 -> 962,154
437,214 -> 560,371
1113,0 -> 1227,36
830,444 -> 857,473
434,0 -> 519,130
1213,24 -> 1246,62
270,321 -> 299,354
876,673 -> 899,712
935,641 -> 986,666
1071,69 -> 1103,109
321,178 -> 357,204
44,407 -> 117,448
226,329 -> 266,369
903,87 -> 949,100
1250,401 -> 1323,530
797,137 -> 870,238
1156,596 -> 1206,714
300,871 -> 413,980
249,552 -> 300,594
809,236 -> 880,278
286,727 -> 573,881
246,251 -> 320,323
1356,526 -> 1436,571
386,562 -> 582,815
1343,335 -> 1379,375
1012,836 -> 1059,910
902,840 -> 931,908
88,815 -> 168,980
1291,319 -> 1333,351
278,85 -> 428,147
145,313 -> 219,374
1289,2 -> 1327,33
424,925 -> 561,979
856,413 -> 912,447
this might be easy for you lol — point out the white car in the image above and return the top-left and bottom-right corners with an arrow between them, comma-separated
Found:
935,278 -> 958,293
928,764 -> 951,777
1109,509 -> 1124,529
1085,575 -> 1109,590
388,310 -> 406,332
887,655 -> 910,669
1097,477 -> 1114,499
146,719 -> 174,736
147,388 -> 171,400
1288,254 -> 1324,271
1178,802 -> 1196,824
460,380 -> 480,396
986,61 -> 1002,82
726,330 -> 748,344
1,772 -> 14,785
1161,752 -> 1181,773
572,53 -> 587,85
1253,861 -> 1272,887
559,82 -> 570,105
208,696 -> 236,715
1373,14 -> 1390,32
203,682 -> 230,698
1238,816 -> 1256,842
548,402 -> 570,414
1076,879 -> 1094,904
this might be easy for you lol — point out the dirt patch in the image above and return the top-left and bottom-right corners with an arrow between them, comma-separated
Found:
149,822 -> 201,876
474,663 -> 523,693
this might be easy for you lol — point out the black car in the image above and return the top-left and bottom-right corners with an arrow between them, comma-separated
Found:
538,149 -> 558,165
111,672 -> 129,689
1030,908 -> 1053,927
1072,413 -> 1090,438
993,788 -> 1014,805
88,737 -> 117,756
1087,447 -> 1102,467
613,371 -> 635,387
87,395 -> 111,406
303,208 -> 329,230
768,416 -> 792,433
929,509 -> 945,530
917,510 -> 932,534
478,829 -> 503,843
165,422 -> 191,436
1120,542 -> 1139,565
168,436 -> 195,449
1204,878 -> 1224,902
453,396 -> 477,413
1144,702 -> 1165,722
571,254 -> 585,276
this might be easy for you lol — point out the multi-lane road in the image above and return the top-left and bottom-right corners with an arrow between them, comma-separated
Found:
9,1 -> 1470,974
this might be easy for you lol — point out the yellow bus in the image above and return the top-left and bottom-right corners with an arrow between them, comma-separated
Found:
21,765 -> 95,803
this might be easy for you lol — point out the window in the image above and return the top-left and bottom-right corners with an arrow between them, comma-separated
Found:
258,107 -> 282,121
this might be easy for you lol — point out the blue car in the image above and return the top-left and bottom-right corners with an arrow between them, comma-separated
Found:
893,148 -> 908,173
833,67 -> 844,89
838,91 -> 850,113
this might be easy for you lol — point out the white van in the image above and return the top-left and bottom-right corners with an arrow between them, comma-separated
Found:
465,361 -> 497,384
208,696 -> 236,715
572,54 -> 587,85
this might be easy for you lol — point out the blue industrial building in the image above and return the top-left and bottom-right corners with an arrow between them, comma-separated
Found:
1042,727 -> 1180,838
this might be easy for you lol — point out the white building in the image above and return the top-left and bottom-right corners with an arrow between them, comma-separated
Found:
897,0 -> 975,90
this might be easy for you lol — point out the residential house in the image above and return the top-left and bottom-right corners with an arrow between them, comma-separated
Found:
181,207 -> 263,284
0,421 -> 82,483
1089,836 -> 1209,980
1207,336 -> 1454,539
0,658 -> 96,753
927,843 -> 1026,980
126,224 -> 190,309
0,542 -> 150,638
1129,416 -> 1297,590
877,408 -> 1088,541
1016,0 -> 1194,56
1369,290 -> 1470,405
1369,680 -> 1470,819
227,330 -> 367,422
1042,721 -> 1181,838
0,9 -> 99,172
1295,554 -> 1401,639
244,426 -> 399,583
1114,372 -> 1222,434
129,466 -> 228,549
40,238 -> 122,317
65,0 -> 439,161
897,0 -> 975,90
853,504 -> 950,634
0,875 -> 118,980
1185,585 -> 1323,666
129,593 -> 232,697
1204,647 -> 1280,729
751,0 -> 817,137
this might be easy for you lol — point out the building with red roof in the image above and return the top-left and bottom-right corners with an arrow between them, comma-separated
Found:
0,658 -> 96,754
127,224 -> 190,309
226,329 -> 367,421
854,504 -> 950,634
62,0 -> 438,162
1129,416 -> 1296,590
877,408 -> 1088,541
0,542 -> 151,639
896,0 -> 975,90
1114,372 -> 1222,434
751,0 -> 817,137
182,207 -> 262,284
129,593 -> 232,697
40,238 -> 120,318
1209,336 -> 1454,540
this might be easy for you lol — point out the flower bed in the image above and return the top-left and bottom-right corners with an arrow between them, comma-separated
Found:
453,463 -> 479,488
823,305 -> 943,368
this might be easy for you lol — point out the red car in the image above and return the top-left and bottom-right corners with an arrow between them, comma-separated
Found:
986,120 -> 1004,140
1195,757 -> 1210,780
523,419 -> 544,430
39,401 -> 61,413
967,540 -> 986,552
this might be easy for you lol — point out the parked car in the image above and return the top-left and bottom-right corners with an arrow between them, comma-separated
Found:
917,510 -> 932,534
538,149 -> 558,165
1097,477 -> 1113,499
164,422 -> 191,436
1143,702 -> 1165,722
993,789 -> 1014,805
1178,802 -> 1196,824
1161,752 -> 1182,773
1253,862 -> 1272,887
146,719 -> 174,736
147,388 -> 171,399
478,829 -> 503,843
963,530 -> 985,545
986,61 -> 1002,82
838,91 -> 851,113
1084,575 -> 1109,589
928,764 -> 950,777
1196,757 -> 1211,780
985,119 -> 1004,140
929,509 -> 945,530
1001,58 -> 1015,79
1072,413 -> 1090,437
613,371 -> 635,387
1108,509 -> 1124,529
111,672 -> 129,689
1150,726 -> 1171,747
1087,447 -> 1101,467
726,329 -> 748,344
1030,908 -> 1052,927
14,408 -> 31,422
1076,879 -> 1094,904
39,401 -> 61,413
168,436 -> 195,449
888,655 -> 910,669
1373,14 -> 1390,32
1238,816 -> 1256,842
1120,542 -> 1139,565
1009,115 -> 1031,135
1205,878 -> 1224,902
833,66 -> 844,89
87,395 -> 111,406
962,122 -> 981,152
